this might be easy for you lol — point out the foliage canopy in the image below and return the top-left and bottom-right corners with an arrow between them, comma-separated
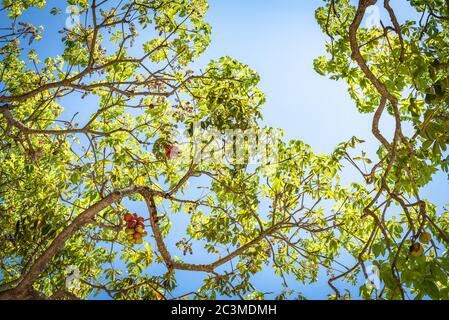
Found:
0,0 -> 449,300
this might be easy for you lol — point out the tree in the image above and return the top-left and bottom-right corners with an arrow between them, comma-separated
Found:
0,0 -> 448,300
314,0 -> 449,299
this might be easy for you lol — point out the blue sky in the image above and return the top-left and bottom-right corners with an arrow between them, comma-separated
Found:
2,0 -> 448,300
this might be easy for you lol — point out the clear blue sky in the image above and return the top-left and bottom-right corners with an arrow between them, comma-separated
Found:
3,0 -> 448,300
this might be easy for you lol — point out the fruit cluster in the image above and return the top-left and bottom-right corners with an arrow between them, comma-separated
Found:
409,232 -> 432,257
124,213 -> 147,245
165,145 -> 180,159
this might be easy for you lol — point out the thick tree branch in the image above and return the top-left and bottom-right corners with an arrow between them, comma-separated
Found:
0,186 -> 144,300
140,189 -> 284,274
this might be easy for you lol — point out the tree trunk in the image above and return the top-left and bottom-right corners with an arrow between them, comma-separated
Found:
0,287 -> 39,300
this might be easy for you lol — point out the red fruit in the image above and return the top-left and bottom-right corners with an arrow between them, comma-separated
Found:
124,213 -> 133,222
127,220 -> 137,228
134,232 -> 143,240
133,213 -> 138,218
137,217 -> 145,223
165,145 -> 179,159
149,103 -> 155,109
